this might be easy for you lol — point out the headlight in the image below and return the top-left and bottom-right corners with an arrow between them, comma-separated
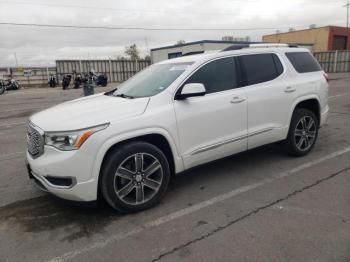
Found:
45,123 -> 109,151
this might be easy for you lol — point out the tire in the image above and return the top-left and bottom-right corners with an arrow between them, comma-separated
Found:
283,108 -> 319,156
0,85 -> 4,95
100,141 -> 171,213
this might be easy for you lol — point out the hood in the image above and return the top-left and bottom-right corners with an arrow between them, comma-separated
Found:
30,93 -> 150,131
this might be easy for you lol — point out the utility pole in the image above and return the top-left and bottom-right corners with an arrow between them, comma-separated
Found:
14,52 -> 18,67
344,1 -> 350,28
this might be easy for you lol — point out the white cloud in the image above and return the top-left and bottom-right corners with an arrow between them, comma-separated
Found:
0,0 -> 347,66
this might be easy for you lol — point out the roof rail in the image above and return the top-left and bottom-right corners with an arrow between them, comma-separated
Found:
221,43 -> 298,52
221,44 -> 250,52
182,51 -> 204,57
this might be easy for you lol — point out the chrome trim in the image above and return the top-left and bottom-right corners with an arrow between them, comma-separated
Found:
27,121 -> 45,158
191,134 -> 247,155
190,127 -> 275,156
248,127 -> 275,137
31,171 -> 77,190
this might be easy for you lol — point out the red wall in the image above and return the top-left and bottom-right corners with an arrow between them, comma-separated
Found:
328,26 -> 350,50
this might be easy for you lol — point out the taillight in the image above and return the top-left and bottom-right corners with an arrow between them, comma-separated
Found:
324,73 -> 329,83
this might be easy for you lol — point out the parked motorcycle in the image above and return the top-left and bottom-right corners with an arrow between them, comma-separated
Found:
62,75 -> 72,90
0,79 -> 5,95
89,70 -> 108,87
48,75 -> 57,87
3,78 -> 21,90
95,73 -> 108,87
73,73 -> 83,89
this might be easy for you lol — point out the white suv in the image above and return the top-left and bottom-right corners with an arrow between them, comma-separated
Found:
26,44 -> 329,212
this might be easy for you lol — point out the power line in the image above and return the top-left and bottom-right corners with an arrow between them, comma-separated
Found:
0,1 -> 258,17
0,22 -> 284,31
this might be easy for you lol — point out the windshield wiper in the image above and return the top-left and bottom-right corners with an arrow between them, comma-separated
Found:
104,88 -> 118,96
115,93 -> 135,99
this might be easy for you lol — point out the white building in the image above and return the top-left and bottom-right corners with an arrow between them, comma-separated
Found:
150,40 -> 259,63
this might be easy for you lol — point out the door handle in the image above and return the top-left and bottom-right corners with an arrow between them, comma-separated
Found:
230,96 -> 245,103
284,86 -> 296,93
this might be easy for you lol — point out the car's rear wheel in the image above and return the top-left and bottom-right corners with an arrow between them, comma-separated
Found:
283,108 -> 319,156
100,141 -> 170,213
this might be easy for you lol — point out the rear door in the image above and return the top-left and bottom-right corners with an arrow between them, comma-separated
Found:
238,53 -> 296,149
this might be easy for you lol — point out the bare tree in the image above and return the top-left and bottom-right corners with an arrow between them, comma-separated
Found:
176,40 -> 186,45
144,55 -> 151,61
125,44 -> 140,60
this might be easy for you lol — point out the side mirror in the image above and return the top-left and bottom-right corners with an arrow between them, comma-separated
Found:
175,83 -> 206,100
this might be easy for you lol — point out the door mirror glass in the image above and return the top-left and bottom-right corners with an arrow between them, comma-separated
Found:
176,83 -> 206,100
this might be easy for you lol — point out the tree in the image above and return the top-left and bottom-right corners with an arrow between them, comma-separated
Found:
176,40 -> 186,45
144,55 -> 151,61
125,44 -> 140,60
115,55 -> 126,60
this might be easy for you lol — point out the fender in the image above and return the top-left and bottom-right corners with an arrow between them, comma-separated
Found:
90,127 -> 185,181
288,93 -> 320,128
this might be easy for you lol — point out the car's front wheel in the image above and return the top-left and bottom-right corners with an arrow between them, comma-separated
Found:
100,141 -> 170,213
284,108 -> 319,156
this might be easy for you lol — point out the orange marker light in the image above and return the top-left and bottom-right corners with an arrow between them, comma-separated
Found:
75,130 -> 94,149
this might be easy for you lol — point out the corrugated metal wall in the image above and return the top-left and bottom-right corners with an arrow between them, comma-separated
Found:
0,60 -> 151,87
314,50 -> 350,73
0,67 -> 56,87
56,60 -> 151,82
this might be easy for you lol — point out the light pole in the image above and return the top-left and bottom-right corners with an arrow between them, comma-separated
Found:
344,1 -> 350,28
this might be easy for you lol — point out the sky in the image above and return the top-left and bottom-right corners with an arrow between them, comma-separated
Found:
0,0 -> 348,66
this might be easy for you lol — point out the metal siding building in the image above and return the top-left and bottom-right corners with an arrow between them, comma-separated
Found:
150,40 -> 260,63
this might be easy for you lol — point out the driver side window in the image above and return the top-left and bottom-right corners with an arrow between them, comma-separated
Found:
185,57 -> 237,94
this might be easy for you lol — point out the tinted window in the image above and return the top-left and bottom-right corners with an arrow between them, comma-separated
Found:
240,53 -> 283,86
285,52 -> 322,73
185,57 -> 237,94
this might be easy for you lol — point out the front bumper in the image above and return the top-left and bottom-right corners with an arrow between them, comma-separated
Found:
320,104 -> 329,127
26,147 -> 98,202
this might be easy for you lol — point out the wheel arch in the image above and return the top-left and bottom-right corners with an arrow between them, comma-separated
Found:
289,96 -> 321,127
91,128 -> 184,183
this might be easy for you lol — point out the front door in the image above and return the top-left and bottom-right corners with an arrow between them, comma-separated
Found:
174,57 -> 248,169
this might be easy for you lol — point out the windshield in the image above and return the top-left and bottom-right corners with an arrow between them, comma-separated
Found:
113,62 -> 193,98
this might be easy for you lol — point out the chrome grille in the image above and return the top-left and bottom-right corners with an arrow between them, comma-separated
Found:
27,122 -> 44,158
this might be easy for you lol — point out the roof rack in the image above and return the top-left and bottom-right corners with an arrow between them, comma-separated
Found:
221,43 -> 298,52
182,51 -> 204,57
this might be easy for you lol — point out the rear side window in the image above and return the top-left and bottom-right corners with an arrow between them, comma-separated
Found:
239,53 -> 283,86
185,57 -> 237,94
285,52 -> 322,73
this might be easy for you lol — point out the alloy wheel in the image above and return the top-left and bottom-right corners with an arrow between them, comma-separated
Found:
113,153 -> 163,205
294,116 -> 317,151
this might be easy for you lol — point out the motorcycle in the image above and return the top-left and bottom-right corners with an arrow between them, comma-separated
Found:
73,73 -> 83,89
3,77 -> 21,90
48,75 -> 57,87
95,73 -> 108,87
62,75 -> 72,90
0,79 -> 5,95
89,70 -> 108,87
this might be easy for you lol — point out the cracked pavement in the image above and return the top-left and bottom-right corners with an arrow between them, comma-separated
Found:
0,74 -> 349,262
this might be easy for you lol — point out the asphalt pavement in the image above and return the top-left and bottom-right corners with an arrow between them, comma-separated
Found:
0,76 -> 349,262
